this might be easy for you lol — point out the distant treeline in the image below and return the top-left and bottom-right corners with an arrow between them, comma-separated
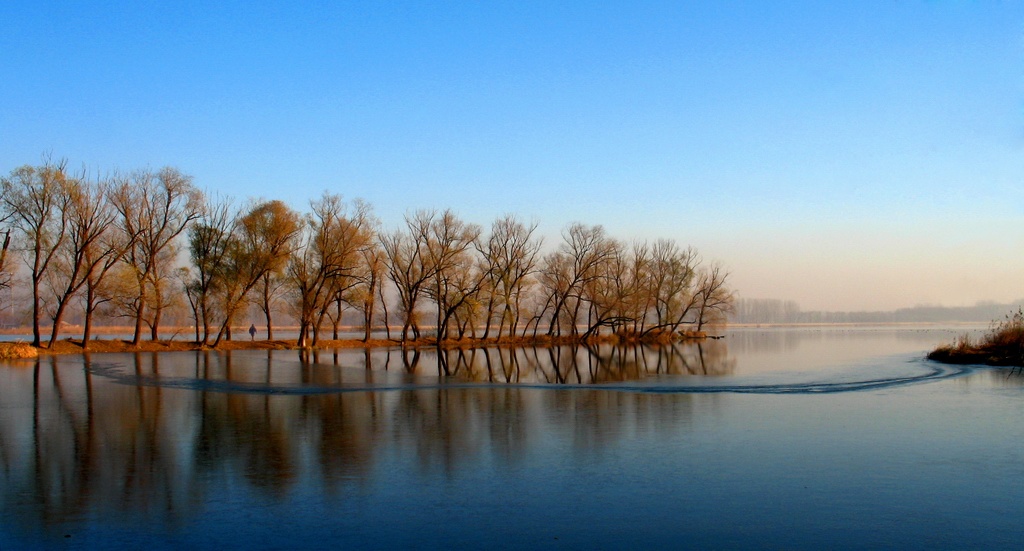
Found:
733,298 -> 1024,324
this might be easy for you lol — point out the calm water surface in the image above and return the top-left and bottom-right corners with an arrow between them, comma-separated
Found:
1,325 -> 1022,549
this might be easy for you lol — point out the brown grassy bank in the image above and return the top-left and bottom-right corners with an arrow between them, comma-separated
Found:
0,342 -> 39,360
928,309 -> 1024,367
0,330 -> 713,360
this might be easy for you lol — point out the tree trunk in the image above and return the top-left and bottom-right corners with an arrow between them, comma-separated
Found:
82,288 -> 96,351
261,275 -> 275,340
47,299 -> 72,348
128,271 -> 148,345
31,275 -> 42,347
132,300 -> 145,345
378,278 -> 391,340
481,298 -> 496,339
192,307 -> 201,343
570,299 -> 585,336
333,299 -> 341,340
150,305 -> 162,341
363,292 -> 374,342
200,301 -> 211,344
150,281 -> 163,341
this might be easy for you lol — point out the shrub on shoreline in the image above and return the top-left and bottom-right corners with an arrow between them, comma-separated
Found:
929,308 -> 1024,366
985,308 -> 1024,348
0,342 -> 39,360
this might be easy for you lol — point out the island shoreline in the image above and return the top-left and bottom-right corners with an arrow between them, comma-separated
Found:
0,330 -> 718,360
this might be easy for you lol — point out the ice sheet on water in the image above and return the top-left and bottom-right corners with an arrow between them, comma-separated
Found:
83,350 -> 976,395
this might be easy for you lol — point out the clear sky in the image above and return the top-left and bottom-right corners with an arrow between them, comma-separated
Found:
2,1 -> 1022,311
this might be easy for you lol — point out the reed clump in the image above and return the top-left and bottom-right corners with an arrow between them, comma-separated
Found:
928,308 -> 1024,366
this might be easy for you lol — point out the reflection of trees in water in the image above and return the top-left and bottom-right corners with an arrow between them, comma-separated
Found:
3,354 -> 203,532
477,388 -> 528,467
296,342 -> 737,384
391,389 -> 490,476
539,390 -> 705,457
28,356 -> 97,525
390,342 -> 735,384
193,350 -> 384,497
306,392 -> 379,493
0,348 -> 721,531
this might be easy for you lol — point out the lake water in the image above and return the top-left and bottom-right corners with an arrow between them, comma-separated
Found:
2,325 -> 1022,549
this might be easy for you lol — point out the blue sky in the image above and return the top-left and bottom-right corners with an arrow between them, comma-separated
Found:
2,1 -> 1022,311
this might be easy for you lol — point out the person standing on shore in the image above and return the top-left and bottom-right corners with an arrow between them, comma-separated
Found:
248,324 -> 257,341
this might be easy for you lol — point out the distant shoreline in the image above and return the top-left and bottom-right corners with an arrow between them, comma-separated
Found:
727,321 -> 988,328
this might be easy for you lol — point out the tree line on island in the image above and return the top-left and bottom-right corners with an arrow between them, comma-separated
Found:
0,158 -> 734,350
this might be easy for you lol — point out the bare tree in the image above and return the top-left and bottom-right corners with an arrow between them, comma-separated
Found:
210,198 -> 301,346
179,265 -> 202,342
235,200 -> 300,341
580,240 -> 650,339
1,159 -> 73,346
534,250 -> 570,337
422,210 -> 482,342
477,214 -> 542,341
255,269 -> 290,340
641,239 -> 700,337
45,173 -> 118,346
143,249 -> 187,339
289,193 -> 374,347
110,167 -> 203,344
79,178 -> 136,348
380,210 -> 433,341
187,196 -> 235,344
540,223 -> 616,337
693,263 -> 734,332
341,241 -> 384,342
381,209 -> 482,343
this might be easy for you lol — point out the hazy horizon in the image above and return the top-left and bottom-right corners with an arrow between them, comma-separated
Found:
3,2 -> 1021,312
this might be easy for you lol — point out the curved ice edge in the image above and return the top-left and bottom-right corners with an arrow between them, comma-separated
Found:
85,358 -> 979,396
632,360 -> 972,394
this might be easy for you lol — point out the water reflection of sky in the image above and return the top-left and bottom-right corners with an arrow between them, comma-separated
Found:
1,326 -> 1021,549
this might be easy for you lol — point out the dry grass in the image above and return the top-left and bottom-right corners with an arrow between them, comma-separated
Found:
0,342 -> 39,360
929,308 -> 1024,366
984,308 -> 1024,348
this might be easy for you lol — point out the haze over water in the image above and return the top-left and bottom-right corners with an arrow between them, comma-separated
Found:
2,326 -> 1022,549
